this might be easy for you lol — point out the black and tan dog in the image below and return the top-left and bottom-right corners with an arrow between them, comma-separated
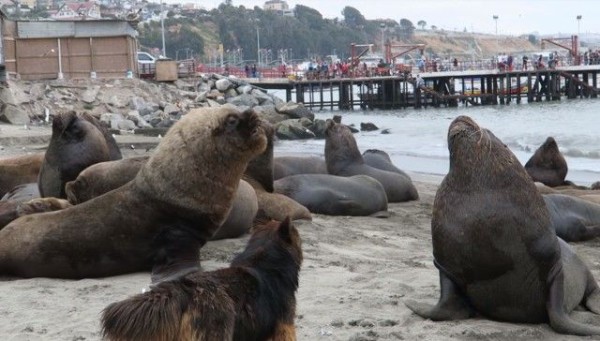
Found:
101,217 -> 303,341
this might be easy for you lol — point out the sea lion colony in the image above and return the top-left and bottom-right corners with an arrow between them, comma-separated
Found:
2,107 -> 600,337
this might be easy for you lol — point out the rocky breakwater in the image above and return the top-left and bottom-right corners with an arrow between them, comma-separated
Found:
0,74 -> 327,141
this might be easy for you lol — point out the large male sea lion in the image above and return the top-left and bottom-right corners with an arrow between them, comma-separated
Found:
65,157 -> 259,241
0,107 -> 267,280
274,174 -> 388,216
405,115 -> 600,336
38,111 -> 122,199
0,153 -> 44,198
324,120 -> 418,202
525,137 -> 569,187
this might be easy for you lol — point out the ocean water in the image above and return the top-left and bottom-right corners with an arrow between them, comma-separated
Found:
273,98 -> 600,186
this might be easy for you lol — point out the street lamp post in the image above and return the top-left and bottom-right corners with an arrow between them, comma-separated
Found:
493,15 -> 499,51
256,26 -> 260,66
380,23 -> 386,58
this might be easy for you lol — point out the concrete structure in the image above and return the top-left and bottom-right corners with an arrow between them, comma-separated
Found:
0,14 -> 139,80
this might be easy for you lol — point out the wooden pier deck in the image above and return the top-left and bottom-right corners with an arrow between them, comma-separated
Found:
247,65 -> 600,110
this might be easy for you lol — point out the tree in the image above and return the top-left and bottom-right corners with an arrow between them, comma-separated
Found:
399,18 -> 415,39
417,20 -> 426,30
528,34 -> 538,44
431,25 -> 437,31
341,6 -> 365,29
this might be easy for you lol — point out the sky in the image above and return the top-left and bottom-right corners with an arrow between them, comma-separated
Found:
182,0 -> 600,36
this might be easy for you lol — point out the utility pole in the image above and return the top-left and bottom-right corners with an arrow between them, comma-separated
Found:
160,0 -> 166,57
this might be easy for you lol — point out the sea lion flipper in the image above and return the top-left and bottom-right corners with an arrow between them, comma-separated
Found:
405,271 -> 473,321
548,270 -> 600,335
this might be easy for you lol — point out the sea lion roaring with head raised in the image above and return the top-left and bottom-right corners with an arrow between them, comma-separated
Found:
0,107 -> 267,281
524,136 -> 569,187
405,115 -> 600,336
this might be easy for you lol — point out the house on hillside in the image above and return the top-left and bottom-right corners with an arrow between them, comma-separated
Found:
0,12 -> 140,79
263,0 -> 293,17
51,1 -> 102,20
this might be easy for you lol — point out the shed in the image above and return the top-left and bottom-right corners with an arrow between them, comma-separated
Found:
1,15 -> 139,80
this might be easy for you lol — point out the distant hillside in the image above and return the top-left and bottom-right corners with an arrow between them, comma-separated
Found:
137,5 -> 543,62
409,30 -> 540,59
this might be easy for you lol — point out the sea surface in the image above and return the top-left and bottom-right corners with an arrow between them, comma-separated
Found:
272,98 -> 600,186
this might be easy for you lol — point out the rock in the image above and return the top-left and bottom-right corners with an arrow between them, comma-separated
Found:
125,110 -> 152,128
215,78 -> 233,92
117,119 -> 136,131
253,105 -> 286,125
360,122 -> 379,131
250,89 -> 274,105
81,86 -> 100,104
227,94 -> 259,107
224,88 -> 238,98
0,103 -> 29,124
276,101 -> 315,120
162,103 -> 180,116
0,86 -> 19,106
381,128 -> 391,134
275,119 -> 316,140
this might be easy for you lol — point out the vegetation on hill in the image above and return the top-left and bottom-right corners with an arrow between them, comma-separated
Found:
138,3 -> 541,63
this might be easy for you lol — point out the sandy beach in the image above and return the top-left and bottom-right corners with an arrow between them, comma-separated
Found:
1,167 -> 600,340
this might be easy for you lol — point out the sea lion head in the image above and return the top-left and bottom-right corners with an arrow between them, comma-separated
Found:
324,119 -> 364,173
135,106 -> 267,226
536,137 -> 565,170
446,115 -> 525,189
39,111 -> 115,198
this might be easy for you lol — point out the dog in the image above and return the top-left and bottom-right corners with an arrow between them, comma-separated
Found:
101,216 -> 302,341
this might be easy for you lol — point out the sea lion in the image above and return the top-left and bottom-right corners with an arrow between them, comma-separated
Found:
362,149 -> 411,178
543,193 -> 600,242
211,179 -> 258,240
274,174 -> 388,216
65,157 -> 258,241
324,120 -> 419,202
245,124 -> 311,221
0,107 -> 267,280
38,111 -> 122,199
0,153 -> 44,198
524,137 -> 569,187
405,115 -> 600,336
65,156 -> 148,205
273,156 -> 327,180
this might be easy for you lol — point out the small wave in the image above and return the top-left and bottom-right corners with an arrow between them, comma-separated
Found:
563,149 -> 600,159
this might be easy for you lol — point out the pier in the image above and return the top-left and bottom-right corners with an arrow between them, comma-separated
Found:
247,66 -> 600,110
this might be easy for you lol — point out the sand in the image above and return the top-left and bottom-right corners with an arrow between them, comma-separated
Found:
1,122 -> 600,340
2,171 -> 600,341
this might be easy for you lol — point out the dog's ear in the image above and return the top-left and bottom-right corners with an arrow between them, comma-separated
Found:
278,216 -> 292,243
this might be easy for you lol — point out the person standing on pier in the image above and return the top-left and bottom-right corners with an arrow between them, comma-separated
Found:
522,55 -> 528,70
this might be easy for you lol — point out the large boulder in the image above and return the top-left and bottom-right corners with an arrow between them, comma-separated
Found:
275,119 -> 316,140
276,101 -> 315,120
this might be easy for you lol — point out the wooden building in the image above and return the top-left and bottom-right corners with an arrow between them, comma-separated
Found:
0,14 -> 139,80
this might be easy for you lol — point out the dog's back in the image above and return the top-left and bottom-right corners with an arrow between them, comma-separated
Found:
101,217 -> 302,341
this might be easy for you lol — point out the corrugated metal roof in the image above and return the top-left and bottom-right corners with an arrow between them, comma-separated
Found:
17,20 -> 138,39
